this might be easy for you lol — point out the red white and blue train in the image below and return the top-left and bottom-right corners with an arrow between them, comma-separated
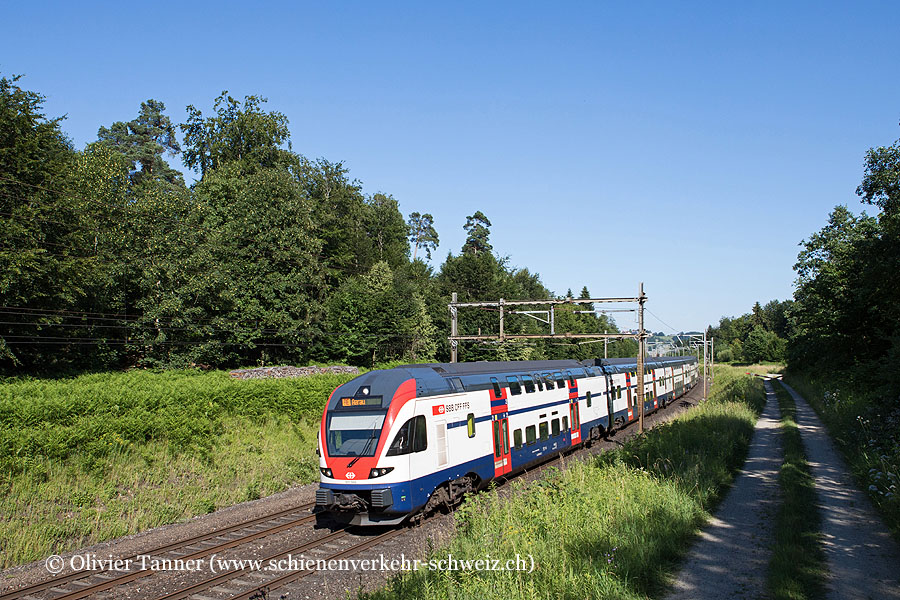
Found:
315,355 -> 699,525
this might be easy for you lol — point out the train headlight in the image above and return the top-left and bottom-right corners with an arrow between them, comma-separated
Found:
320,468 -> 333,478
369,467 -> 394,478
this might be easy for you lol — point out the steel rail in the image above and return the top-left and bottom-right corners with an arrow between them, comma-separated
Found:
227,529 -> 407,600
1,502 -> 315,600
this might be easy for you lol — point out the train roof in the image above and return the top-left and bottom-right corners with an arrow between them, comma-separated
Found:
399,355 -> 697,380
399,359 -> 584,377
328,355 -> 698,408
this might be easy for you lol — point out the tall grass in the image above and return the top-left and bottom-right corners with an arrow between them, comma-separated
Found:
0,369 -> 356,568
784,371 -> 900,540
369,366 -> 765,600
767,380 -> 825,600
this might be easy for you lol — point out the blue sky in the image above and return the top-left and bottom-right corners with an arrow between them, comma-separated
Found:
3,1 -> 898,333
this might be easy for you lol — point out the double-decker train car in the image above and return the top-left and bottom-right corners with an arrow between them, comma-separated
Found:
315,355 -> 699,525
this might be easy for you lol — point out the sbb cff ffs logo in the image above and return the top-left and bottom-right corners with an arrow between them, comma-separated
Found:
345,472 -> 356,479
432,405 -> 445,415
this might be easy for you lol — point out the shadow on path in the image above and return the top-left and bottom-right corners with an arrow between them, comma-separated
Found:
782,381 -> 900,600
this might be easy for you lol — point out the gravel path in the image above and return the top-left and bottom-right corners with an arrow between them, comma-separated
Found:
781,381 -> 900,600
664,379 -> 784,600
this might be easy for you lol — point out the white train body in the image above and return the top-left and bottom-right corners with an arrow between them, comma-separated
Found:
316,356 -> 699,525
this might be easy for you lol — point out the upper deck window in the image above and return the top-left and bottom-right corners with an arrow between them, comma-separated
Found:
490,377 -> 503,399
522,375 -> 536,393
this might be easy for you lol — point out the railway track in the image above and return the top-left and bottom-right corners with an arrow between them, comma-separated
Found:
1,502 -> 316,600
155,527 -> 406,600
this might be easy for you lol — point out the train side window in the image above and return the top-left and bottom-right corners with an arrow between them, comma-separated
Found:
539,422 -> 549,441
551,418 -> 560,437
586,390 -> 592,408
522,375 -> 536,394
412,415 -> 427,452
526,425 -> 536,445
490,377 -> 502,399
506,375 -> 522,396
514,429 -> 523,449
542,372 -> 554,389
562,415 -> 569,430
386,418 -> 413,456
617,385 -> 622,399
387,415 -> 427,456
493,421 -> 501,457
467,413 -> 475,438
554,371 -> 566,388
502,423 -> 509,454
533,373 -> 544,392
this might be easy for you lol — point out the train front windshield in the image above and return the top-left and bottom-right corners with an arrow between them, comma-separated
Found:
326,410 -> 388,457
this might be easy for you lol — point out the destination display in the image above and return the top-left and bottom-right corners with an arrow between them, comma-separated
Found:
339,396 -> 383,408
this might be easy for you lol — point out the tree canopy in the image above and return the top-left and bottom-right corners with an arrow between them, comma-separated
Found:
1,76 -> 634,373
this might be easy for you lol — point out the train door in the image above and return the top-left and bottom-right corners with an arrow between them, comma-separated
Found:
567,374 -> 581,444
491,414 -> 511,477
625,372 -> 634,421
652,369 -> 658,409
569,400 -> 581,444
605,373 -> 615,430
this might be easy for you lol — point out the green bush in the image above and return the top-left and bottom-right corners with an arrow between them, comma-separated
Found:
0,369 -> 357,481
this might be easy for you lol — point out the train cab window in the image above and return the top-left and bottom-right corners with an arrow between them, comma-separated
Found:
551,418 -> 560,437
539,422 -> 549,441
506,375 -> 522,396
542,372 -> 554,389
466,413 -> 475,438
514,429 -> 523,449
526,425 -> 536,445
586,390 -> 592,408
387,415 -> 427,456
562,415 -> 569,430
566,370 -> 576,386
490,377 -> 502,399
522,375 -> 536,394
554,371 -> 566,389
533,374 -> 544,392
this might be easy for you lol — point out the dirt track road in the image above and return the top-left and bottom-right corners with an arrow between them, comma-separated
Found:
781,381 -> 900,600
666,378 -> 900,600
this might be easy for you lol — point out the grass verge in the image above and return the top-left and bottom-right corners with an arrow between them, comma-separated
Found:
0,369 -> 357,569
367,365 -> 765,600
767,379 -> 825,600
784,371 -> 900,541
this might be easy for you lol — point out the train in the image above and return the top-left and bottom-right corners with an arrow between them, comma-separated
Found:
315,355 -> 699,525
